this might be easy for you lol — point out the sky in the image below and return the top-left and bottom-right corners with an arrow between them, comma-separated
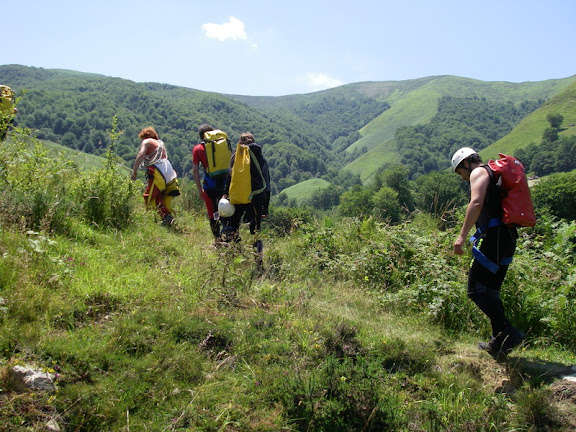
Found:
4,0 -> 576,96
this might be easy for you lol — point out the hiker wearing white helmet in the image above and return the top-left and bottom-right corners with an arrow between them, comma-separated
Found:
450,147 -> 477,173
452,147 -> 524,359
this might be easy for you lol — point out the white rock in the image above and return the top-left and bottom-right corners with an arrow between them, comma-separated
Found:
10,365 -> 56,392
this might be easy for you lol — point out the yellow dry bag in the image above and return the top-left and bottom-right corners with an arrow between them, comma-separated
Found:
203,129 -> 231,177
0,85 -> 15,115
229,143 -> 252,204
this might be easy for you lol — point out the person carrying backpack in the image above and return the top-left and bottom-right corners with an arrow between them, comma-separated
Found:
221,132 -> 270,259
192,123 -> 231,238
131,127 -> 180,226
0,85 -> 18,142
451,147 -> 525,359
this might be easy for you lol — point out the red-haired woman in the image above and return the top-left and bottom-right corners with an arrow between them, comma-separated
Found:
132,127 -> 180,226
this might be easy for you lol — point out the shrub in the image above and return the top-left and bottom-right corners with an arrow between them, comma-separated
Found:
273,355 -> 406,431
0,128 -> 77,234
531,171 -> 576,220
267,206 -> 312,236
70,119 -> 138,230
71,161 -> 136,230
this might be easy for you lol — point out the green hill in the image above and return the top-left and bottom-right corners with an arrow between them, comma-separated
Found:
279,177 -> 331,204
0,64 -> 333,195
481,81 -> 576,159
344,76 -> 576,182
232,74 -> 576,185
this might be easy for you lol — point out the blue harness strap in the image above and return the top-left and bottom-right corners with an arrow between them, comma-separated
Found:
469,218 -> 513,274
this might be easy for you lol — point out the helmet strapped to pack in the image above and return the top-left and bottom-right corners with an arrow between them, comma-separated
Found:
218,197 -> 235,218
451,147 -> 477,172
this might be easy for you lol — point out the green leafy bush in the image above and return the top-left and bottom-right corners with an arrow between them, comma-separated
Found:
0,128 -> 77,234
531,171 -> 576,221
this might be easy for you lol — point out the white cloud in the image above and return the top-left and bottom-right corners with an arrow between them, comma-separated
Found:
202,16 -> 247,41
304,73 -> 343,92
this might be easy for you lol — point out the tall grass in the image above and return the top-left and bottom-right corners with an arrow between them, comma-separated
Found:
0,124 -> 137,233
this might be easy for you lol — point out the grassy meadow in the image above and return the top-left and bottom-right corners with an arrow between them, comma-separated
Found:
280,178 -> 330,205
1,129 -> 576,431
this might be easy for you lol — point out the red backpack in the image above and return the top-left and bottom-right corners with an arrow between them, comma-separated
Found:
486,153 -> 536,227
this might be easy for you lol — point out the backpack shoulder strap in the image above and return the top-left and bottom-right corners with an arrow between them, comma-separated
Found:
248,148 -> 267,197
482,164 -> 501,188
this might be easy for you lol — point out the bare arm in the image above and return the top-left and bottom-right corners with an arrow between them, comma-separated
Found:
454,167 -> 489,255
131,139 -> 151,180
192,162 -> 203,199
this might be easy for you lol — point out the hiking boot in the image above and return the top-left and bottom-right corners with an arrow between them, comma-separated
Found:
478,327 -> 524,359
162,214 -> 175,227
210,218 -> 221,238
478,336 -> 500,354
253,240 -> 263,254
499,327 -> 524,355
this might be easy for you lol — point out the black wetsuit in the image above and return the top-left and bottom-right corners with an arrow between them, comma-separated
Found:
467,166 -> 518,336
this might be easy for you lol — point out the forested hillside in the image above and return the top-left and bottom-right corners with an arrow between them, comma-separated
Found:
232,93 -> 391,155
395,96 -> 542,178
0,65 -> 334,194
483,81 -> 576,176
2,64 -> 576,198
343,76 -> 576,182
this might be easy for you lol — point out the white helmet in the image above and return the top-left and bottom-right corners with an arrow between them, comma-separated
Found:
451,147 -> 477,172
218,197 -> 235,217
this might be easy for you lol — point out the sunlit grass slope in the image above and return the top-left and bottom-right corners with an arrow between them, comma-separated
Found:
2,207 -> 576,431
482,81 -> 576,159
344,138 -> 401,184
5,202 -> 576,431
40,138 -> 130,173
280,177 -> 330,204
345,75 -> 576,182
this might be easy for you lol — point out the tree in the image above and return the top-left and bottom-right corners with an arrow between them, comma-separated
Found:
307,184 -> 342,210
378,165 -> 414,212
414,171 -> 467,216
61,131 -> 77,149
542,127 -> 559,143
338,186 -> 373,219
532,151 -> 557,176
546,113 -> 564,129
372,186 -> 401,223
